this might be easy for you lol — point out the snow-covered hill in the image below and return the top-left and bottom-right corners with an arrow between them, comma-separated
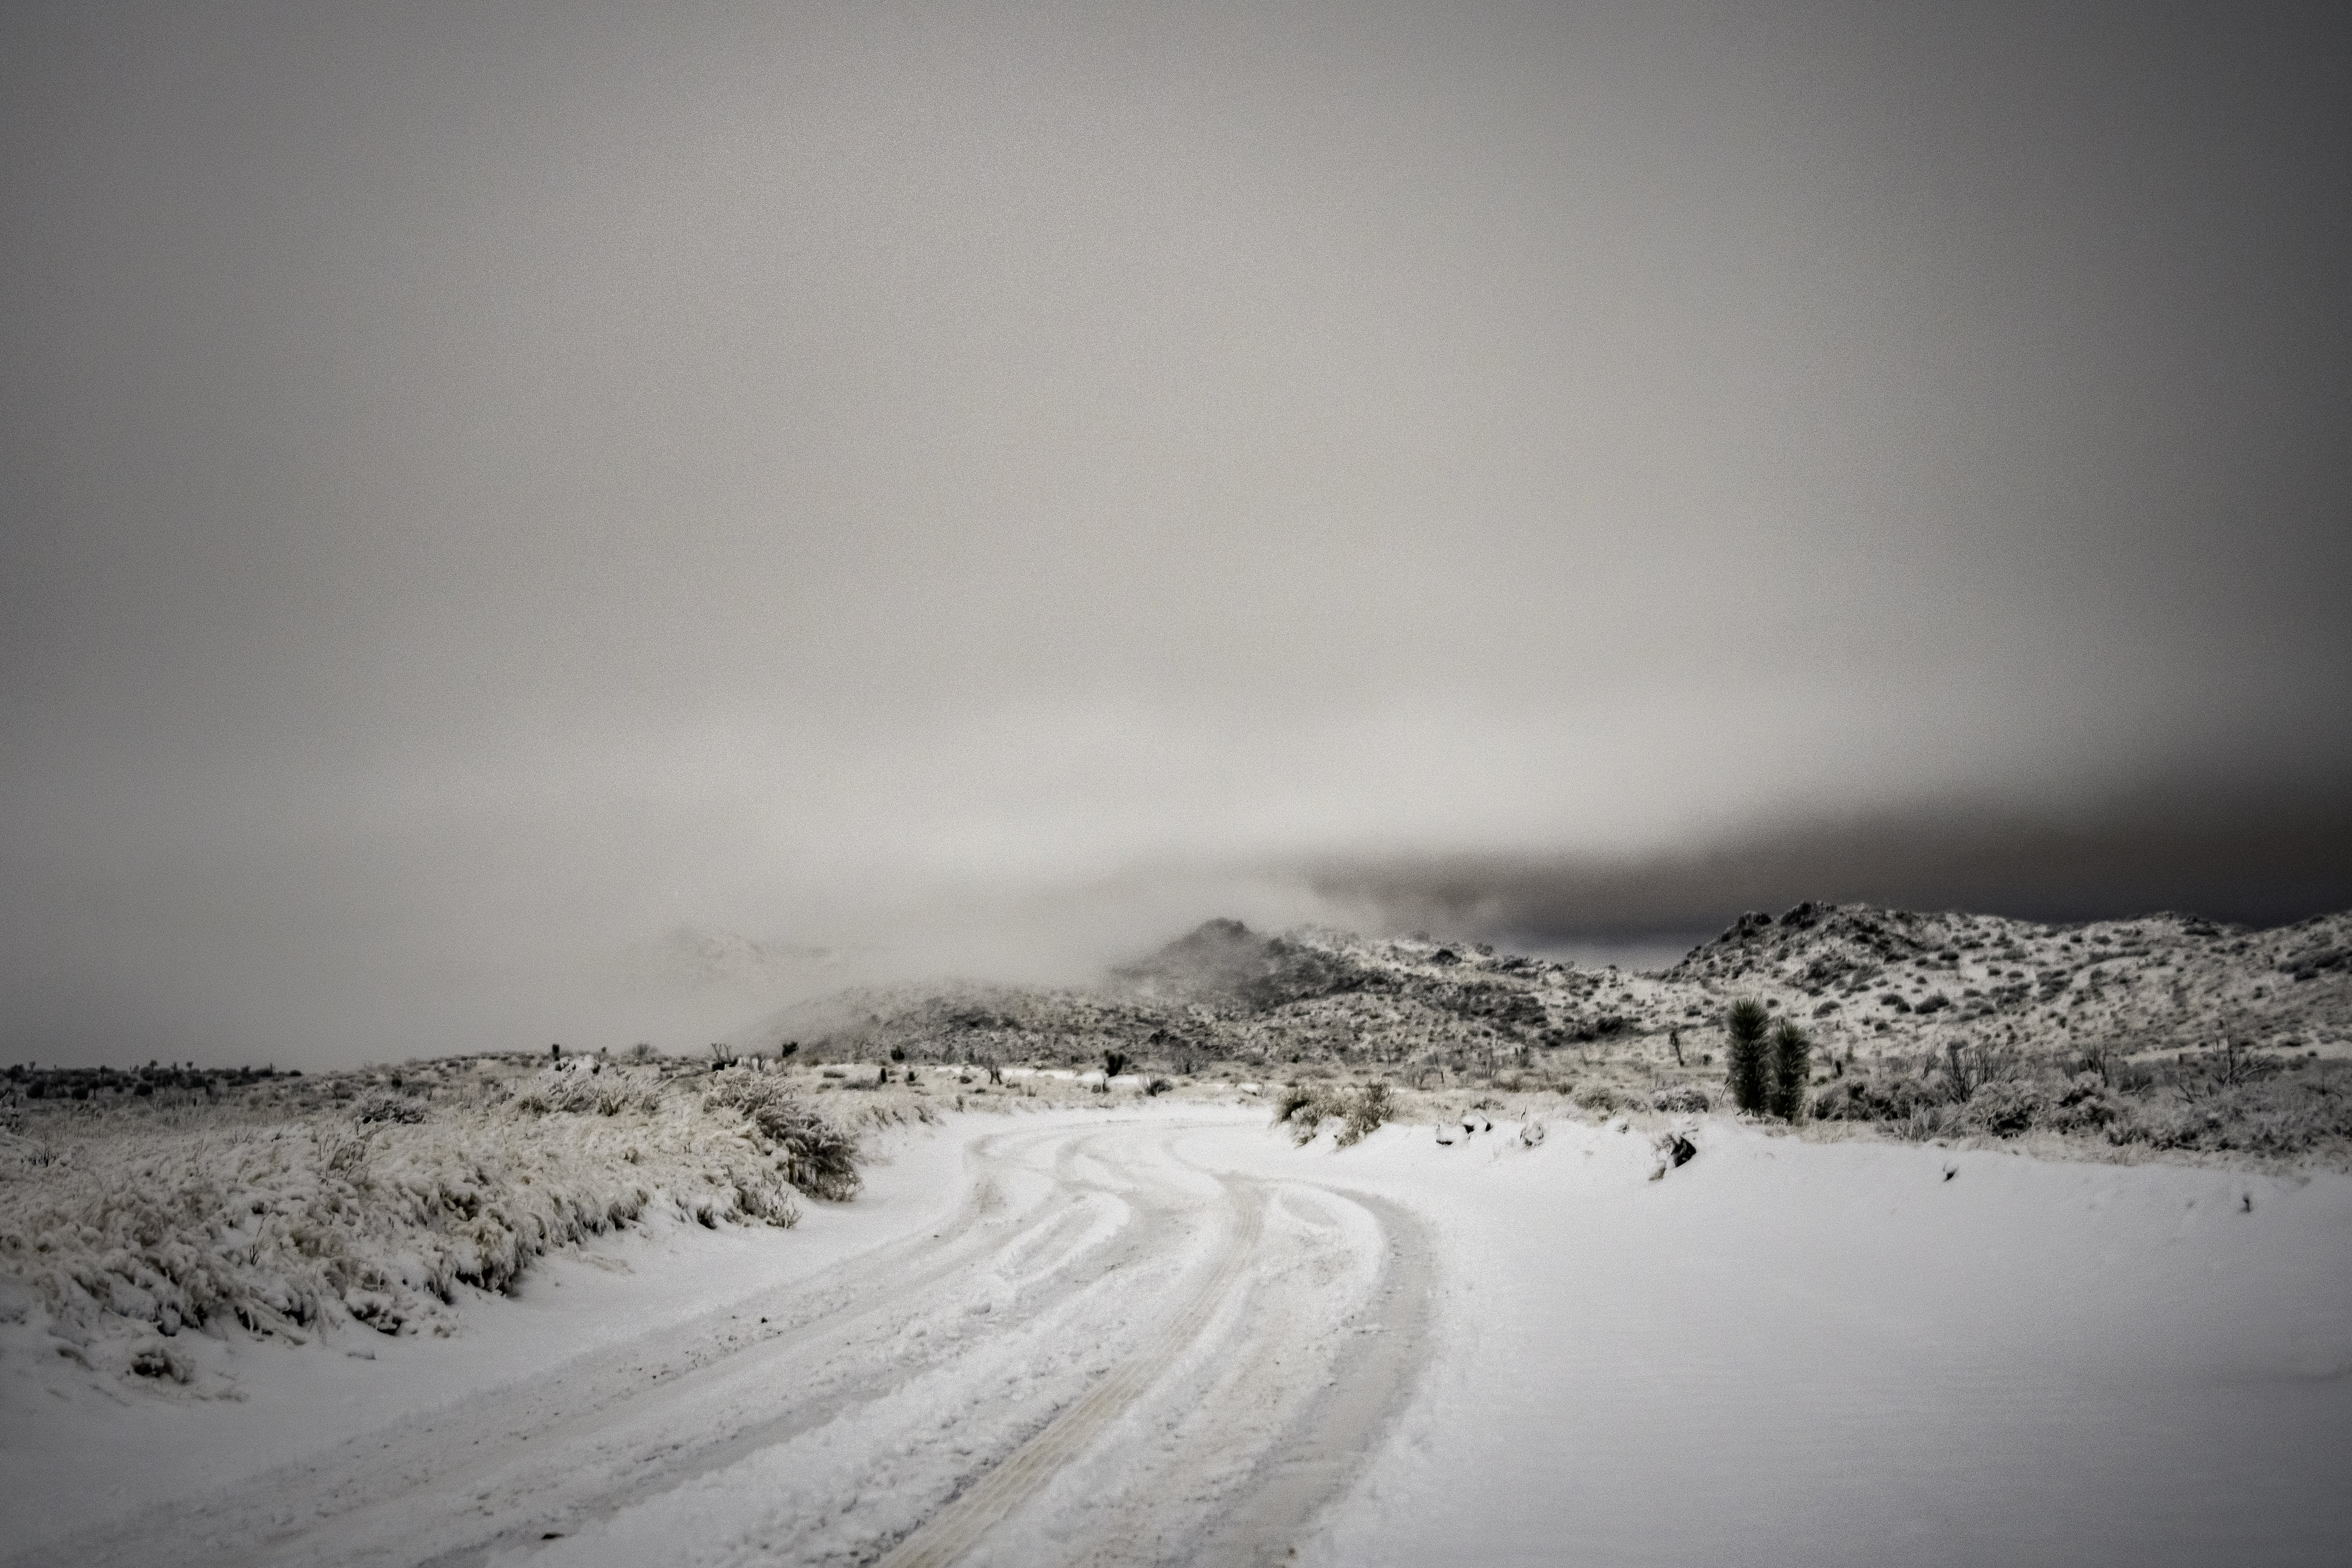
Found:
1665,901 -> 2352,1054
742,904 -> 2352,1162
758,903 -> 2352,1074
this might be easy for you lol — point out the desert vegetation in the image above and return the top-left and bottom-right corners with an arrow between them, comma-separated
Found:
0,1052 -> 893,1374
1724,1000 -> 1770,1114
1767,1018 -> 1813,1120
1274,1081 -> 1394,1147
1808,1036 -> 2352,1156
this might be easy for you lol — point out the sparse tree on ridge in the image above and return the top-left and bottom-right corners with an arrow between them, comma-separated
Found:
1767,1019 -> 1813,1120
1725,1000 -> 1770,1114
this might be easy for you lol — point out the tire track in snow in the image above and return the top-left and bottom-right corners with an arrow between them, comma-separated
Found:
872,1177 -> 1266,1568
1187,1189 -> 1435,1564
997,1170 -> 1437,1568
30,1122 -> 1164,1568
869,1141 -> 1436,1568
406,1125 -> 1208,1566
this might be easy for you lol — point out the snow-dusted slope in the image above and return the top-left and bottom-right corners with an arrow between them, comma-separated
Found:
754,905 -> 2352,1079
1665,901 -> 2352,1055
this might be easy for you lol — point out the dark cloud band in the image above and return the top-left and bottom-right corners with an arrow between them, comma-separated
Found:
1305,778 -> 2352,946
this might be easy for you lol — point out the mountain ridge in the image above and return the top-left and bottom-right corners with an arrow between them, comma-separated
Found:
750,902 -> 2352,1073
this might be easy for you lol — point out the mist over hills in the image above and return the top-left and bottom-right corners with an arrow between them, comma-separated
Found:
628,926 -> 853,992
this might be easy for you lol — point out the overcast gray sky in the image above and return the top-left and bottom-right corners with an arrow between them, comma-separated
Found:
5,1 -> 2349,1067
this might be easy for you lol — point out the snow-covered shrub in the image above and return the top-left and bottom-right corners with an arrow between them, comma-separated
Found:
352,1091 -> 428,1125
1273,1086 -> 1320,1134
1882,1100 -> 1962,1141
1273,1083 -> 1391,1148
1805,1055 -> 2352,1158
2044,1073 -> 2128,1133
702,1069 -> 861,1200
1936,1040 -> 2026,1103
1810,1074 -> 1939,1123
0,1068 -> 849,1352
1650,1086 -> 1711,1114
516,1062 -> 664,1118
1957,1078 -> 2048,1136
2107,1079 -> 2352,1157
1336,1083 -> 1392,1147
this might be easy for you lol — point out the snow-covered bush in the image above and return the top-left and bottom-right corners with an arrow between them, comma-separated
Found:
1810,1074 -> 1939,1123
352,1091 -> 429,1125
1807,1056 -> 2349,1160
1957,1077 -> 2048,1136
0,1064 -> 862,1353
1273,1083 -> 1392,1148
512,1061 -> 664,1118
2043,1074 -> 2128,1134
2107,1079 -> 2352,1157
702,1068 -> 861,1200
1338,1083 -> 1393,1147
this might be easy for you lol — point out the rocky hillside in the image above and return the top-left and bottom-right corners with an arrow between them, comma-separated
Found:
755,903 -> 2352,1075
1666,902 -> 2352,1060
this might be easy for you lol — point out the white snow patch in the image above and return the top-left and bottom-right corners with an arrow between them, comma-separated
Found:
1179,1116 -> 2352,1568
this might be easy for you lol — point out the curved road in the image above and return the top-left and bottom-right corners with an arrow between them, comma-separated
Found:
41,1116 -> 1434,1568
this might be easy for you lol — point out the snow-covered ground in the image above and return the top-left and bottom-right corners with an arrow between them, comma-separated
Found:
1246,1114 -> 2352,1568
6,1104 -> 2349,1566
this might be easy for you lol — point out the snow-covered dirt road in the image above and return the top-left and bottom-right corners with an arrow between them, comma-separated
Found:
24,1113 -> 1432,1568
13,1103 -> 2352,1568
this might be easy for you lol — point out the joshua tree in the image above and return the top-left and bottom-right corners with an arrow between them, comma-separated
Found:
1725,1001 -> 1770,1114
1767,1019 -> 1813,1120
1102,1049 -> 1130,1080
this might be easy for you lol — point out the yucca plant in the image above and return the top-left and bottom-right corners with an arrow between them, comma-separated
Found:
1725,1000 -> 1770,1114
1767,1019 -> 1813,1120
